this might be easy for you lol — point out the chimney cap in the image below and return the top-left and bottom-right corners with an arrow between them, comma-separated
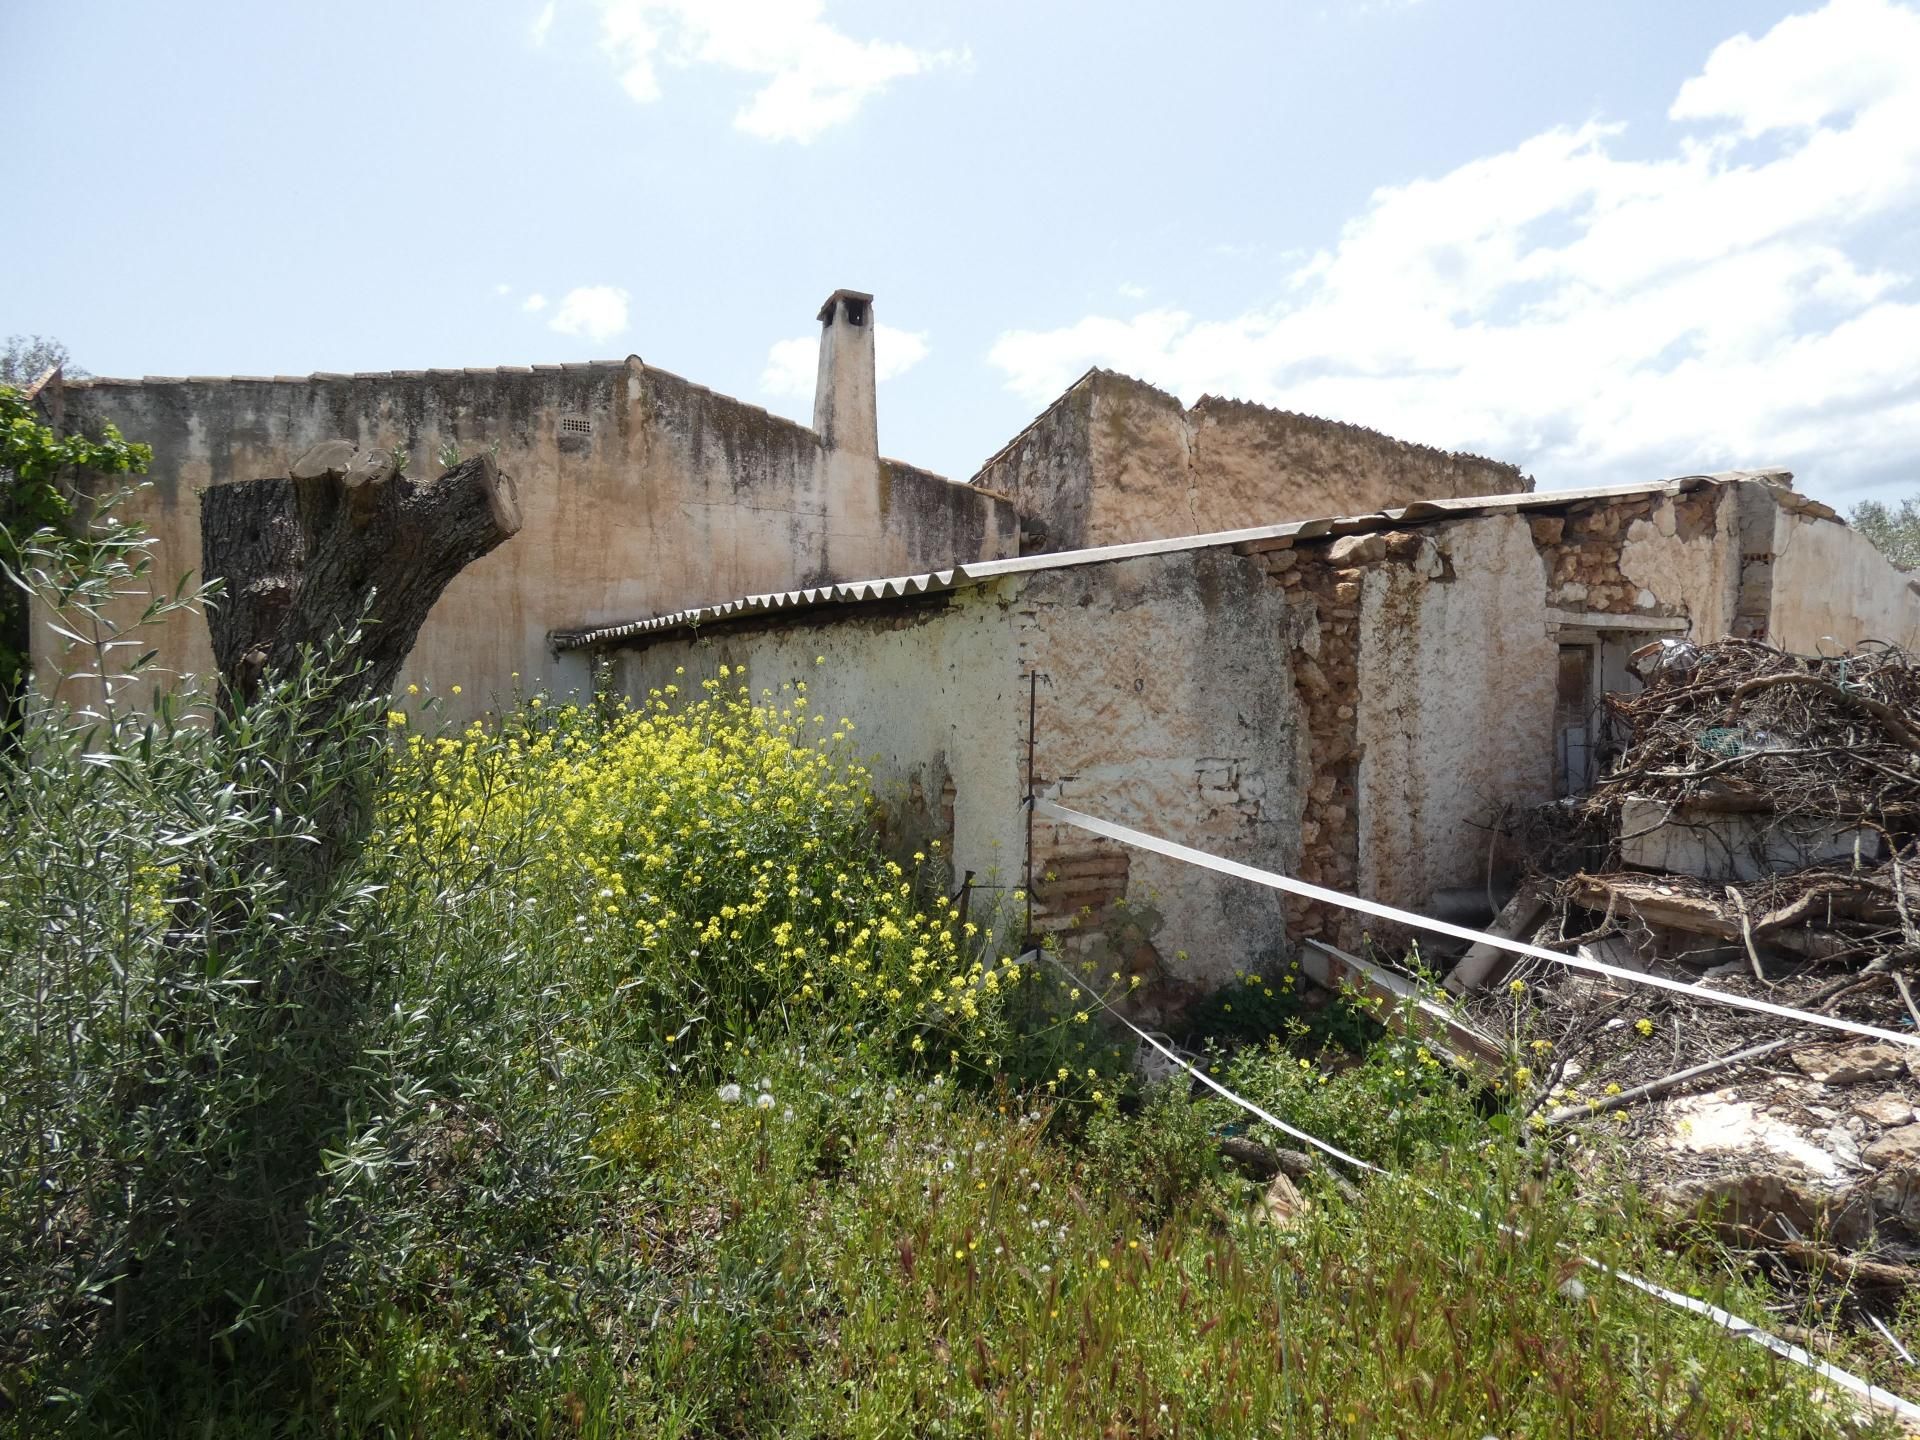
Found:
818,288 -> 875,323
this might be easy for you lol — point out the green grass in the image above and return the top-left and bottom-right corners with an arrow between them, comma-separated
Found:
301,1047 -> 1887,1438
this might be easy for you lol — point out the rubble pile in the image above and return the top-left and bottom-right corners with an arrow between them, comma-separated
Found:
1555,639 -> 1920,974
1450,641 -> 1920,1316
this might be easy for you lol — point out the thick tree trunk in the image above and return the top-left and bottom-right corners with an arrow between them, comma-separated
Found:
201,444 -> 521,706
101,453 -> 516,1370
197,442 -> 522,895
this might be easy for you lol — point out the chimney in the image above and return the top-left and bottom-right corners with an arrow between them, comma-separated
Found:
813,288 -> 878,456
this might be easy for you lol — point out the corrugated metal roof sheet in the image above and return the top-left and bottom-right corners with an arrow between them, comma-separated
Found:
550,470 -> 1793,652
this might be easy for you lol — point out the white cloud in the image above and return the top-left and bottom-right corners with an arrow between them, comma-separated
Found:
1117,281 -> 1149,300
761,335 -> 815,396
875,324 -> 930,382
522,292 -> 549,313
493,282 -> 511,296
761,323 -> 931,397
988,0 -> 1920,500
530,0 -> 556,46
548,285 -> 630,342
596,0 -> 962,142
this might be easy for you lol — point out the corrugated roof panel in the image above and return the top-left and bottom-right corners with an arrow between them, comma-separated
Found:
551,472 -> 1791,652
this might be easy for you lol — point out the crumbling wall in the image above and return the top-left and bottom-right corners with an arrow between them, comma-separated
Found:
1521,483 -> 1742,631
1769,499 -> 1920,652
1542,480 -> 1920,654
972,369 -> 1532,553
1239,533 -> 1363,949
48,363 -> 1016,715
1352,517 -> 1559,915
1022,547 -> 1308,1000
1613,484 -> 1741,634
1258,494 -> 1713,949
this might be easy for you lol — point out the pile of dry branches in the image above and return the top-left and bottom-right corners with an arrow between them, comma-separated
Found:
1584,639 -> 1920,827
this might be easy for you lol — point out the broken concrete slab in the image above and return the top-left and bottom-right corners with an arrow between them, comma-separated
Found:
1578,933 -> 1646,974
1444,885 -> 1550,994
1662,1092 -> 1847,1179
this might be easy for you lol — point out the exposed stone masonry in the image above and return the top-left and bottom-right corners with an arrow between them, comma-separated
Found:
1243,533 -> 1370,950
1528,488 -> 1721,620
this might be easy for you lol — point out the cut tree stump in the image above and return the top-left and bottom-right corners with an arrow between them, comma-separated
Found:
201,443 -> 521,705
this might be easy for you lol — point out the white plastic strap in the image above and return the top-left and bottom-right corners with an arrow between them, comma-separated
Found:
1598,1265 -> 1920,1424
1034,800 -> 1920,1051
1034,947 -> 1381,1176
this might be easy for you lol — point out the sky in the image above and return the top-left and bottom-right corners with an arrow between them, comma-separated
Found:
5,0 -> 1919,507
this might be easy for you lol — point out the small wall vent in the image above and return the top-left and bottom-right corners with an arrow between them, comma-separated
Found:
559,415 -> 592,437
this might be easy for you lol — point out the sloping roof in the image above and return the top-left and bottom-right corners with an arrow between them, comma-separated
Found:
551,470 -> 1794,653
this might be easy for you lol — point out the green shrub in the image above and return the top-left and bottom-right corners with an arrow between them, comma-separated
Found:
1083,1081 -> 1226,1220
1211,1020 -> 1482,1170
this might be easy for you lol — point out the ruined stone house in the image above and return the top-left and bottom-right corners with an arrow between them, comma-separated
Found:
551,471 -> 1920,1005
44,288 -> 1920,995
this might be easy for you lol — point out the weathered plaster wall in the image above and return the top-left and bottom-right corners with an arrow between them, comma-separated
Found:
1769,503 -> 1920,652
1615,485 -> 1741,635
1084,377 -> 1201,549
581,478 -> 1920,1012
972,369 -> 1532,552
1022,547 -> 1308,998
1559,480 -> 1920,654
46,362 -> 1017,715
1352,516 -> 1559,914
593,545 -> 1311,1007
966,380 -> 1095,552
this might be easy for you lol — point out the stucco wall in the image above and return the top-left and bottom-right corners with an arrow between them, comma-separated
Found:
972,369 -> 1532,552
1770,503 -> 1920,652
594,546 -> 1313,1005
1353,516 -> 1559,913
1023,547 -> 1308,995
45,362 -> 1017,715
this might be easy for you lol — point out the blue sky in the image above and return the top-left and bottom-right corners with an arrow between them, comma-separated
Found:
6,1 -> 1918,505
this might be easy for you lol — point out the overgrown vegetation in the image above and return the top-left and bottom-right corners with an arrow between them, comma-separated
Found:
0,499 -> 1908,1435
0,375 -> 151,730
